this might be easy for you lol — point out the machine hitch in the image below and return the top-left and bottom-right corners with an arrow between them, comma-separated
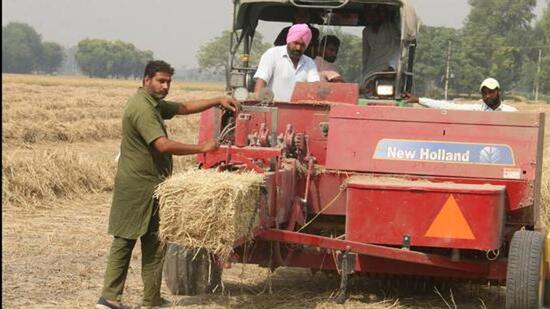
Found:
335,248 -> 356,304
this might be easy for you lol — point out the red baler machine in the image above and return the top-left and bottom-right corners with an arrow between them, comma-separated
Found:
196,83 -> 548,306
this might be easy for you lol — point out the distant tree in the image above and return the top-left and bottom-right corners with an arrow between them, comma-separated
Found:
457,0 -> 537,94
196,30 -> 271,74
39,41 -> 64,74
2,22 -> 43,73
109,41 -> 132,78
75,39 -> 109,78
131,50 -> 154,79
413,25 -> 463,97
535,3 -> 550,94
75,38 -> 153,78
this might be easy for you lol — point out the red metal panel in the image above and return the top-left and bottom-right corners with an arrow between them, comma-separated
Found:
260,168 -> 297,228
276,104 -> 330,164
345,176 -> 506,250
323,105 -> 543,223
326,105 -> 542,181
306,171 -> 533,226
234,113 -> 251,147
290,82 -> 359,104
233,241 -> 507,280
256,229 -> 490,274
198,146 -> 282,170
324,105 -> 543,225
307,171 -> 531,220
198,108 -> 215,142
308,171 -> 347,214
329,104 -> 542,127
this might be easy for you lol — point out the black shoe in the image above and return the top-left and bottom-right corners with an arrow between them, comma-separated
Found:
95,297 -> 130,309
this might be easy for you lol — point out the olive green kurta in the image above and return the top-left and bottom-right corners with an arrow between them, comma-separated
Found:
108,88 -> 180,239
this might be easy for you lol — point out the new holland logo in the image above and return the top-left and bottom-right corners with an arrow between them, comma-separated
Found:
373,139 -> 515,166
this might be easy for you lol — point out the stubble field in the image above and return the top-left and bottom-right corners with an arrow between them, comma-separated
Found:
2,74 -> 549,308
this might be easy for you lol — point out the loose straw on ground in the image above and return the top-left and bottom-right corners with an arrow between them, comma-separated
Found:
154,169 -> 264,261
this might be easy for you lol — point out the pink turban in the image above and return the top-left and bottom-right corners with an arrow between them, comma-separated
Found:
286,24 -> 312,47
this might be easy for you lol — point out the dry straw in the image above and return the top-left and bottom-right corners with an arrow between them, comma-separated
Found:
2,149 -> 115,207
154,169 -> 264,261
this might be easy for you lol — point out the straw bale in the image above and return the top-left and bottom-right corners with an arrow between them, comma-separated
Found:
154,169 -> 264,261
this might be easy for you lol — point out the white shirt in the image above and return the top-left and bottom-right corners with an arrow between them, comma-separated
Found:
254,45 -> 320,101
418,98 -> 518,112
362,22 -> 401,83
314,56 -> 342,82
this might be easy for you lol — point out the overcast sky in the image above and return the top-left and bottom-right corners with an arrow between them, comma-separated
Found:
2,0 -> 547,68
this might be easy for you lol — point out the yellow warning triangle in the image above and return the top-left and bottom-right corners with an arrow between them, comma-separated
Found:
424,195 -> 475,240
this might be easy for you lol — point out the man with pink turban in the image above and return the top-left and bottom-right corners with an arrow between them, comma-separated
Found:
254,23 -> 320,102
273,7 -> 320,58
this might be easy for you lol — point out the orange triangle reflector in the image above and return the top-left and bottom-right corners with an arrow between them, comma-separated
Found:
424,195 -> 475,240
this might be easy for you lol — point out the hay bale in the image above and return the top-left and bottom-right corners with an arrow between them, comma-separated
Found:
154,169 -> 264,261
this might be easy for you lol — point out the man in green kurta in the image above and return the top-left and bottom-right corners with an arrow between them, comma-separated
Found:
96,60 -> 239,309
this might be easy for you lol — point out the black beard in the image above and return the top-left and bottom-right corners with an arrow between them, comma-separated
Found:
151,91 -> 168,100
324,55 -> 337,63
484,95 -> 501,109
288,46 -> 304,59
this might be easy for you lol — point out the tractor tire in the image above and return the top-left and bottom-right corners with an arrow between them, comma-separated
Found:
163,243 -> 222,295
545,279 -> 550,307
505,230 -> 546,309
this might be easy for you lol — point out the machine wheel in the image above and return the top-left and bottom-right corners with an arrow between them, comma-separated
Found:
505,230 -> 545,309
163,243 -> 222,295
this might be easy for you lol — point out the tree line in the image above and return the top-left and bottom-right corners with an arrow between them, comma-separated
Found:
75,39 -> 153,78
414,0 -> 550,99
2,22 -> 153,78
2,22 -> 64,74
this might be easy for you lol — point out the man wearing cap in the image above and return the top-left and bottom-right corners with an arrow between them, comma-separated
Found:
254,23 -> 320,102
403,78 -> 517,112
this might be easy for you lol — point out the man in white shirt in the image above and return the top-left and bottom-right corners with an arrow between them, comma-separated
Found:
404,78 -> 518,112
314,35 -> 344,83
362,4 -> 401,85
273,7 -> 320,58
254,24 -> 320,102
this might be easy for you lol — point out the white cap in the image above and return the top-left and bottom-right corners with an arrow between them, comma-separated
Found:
480,78 -> 500,91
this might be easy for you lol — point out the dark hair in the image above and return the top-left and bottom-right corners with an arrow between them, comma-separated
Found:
143,60 -> 174,79
320,35 -> 340,48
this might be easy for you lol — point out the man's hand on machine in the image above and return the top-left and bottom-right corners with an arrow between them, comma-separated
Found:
218,96 -> 241,112
200,138 -> 221,153
402,92 -> 419,104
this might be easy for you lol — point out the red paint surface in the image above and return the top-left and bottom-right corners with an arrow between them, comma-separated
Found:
346,178 -> 505,250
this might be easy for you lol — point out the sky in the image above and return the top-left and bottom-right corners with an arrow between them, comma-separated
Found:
2,0 -> 547,68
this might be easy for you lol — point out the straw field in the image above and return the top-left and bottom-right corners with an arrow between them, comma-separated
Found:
2,74 -> 549,308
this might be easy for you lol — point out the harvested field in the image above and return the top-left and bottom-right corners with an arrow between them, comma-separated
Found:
2,74 -> 549,308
